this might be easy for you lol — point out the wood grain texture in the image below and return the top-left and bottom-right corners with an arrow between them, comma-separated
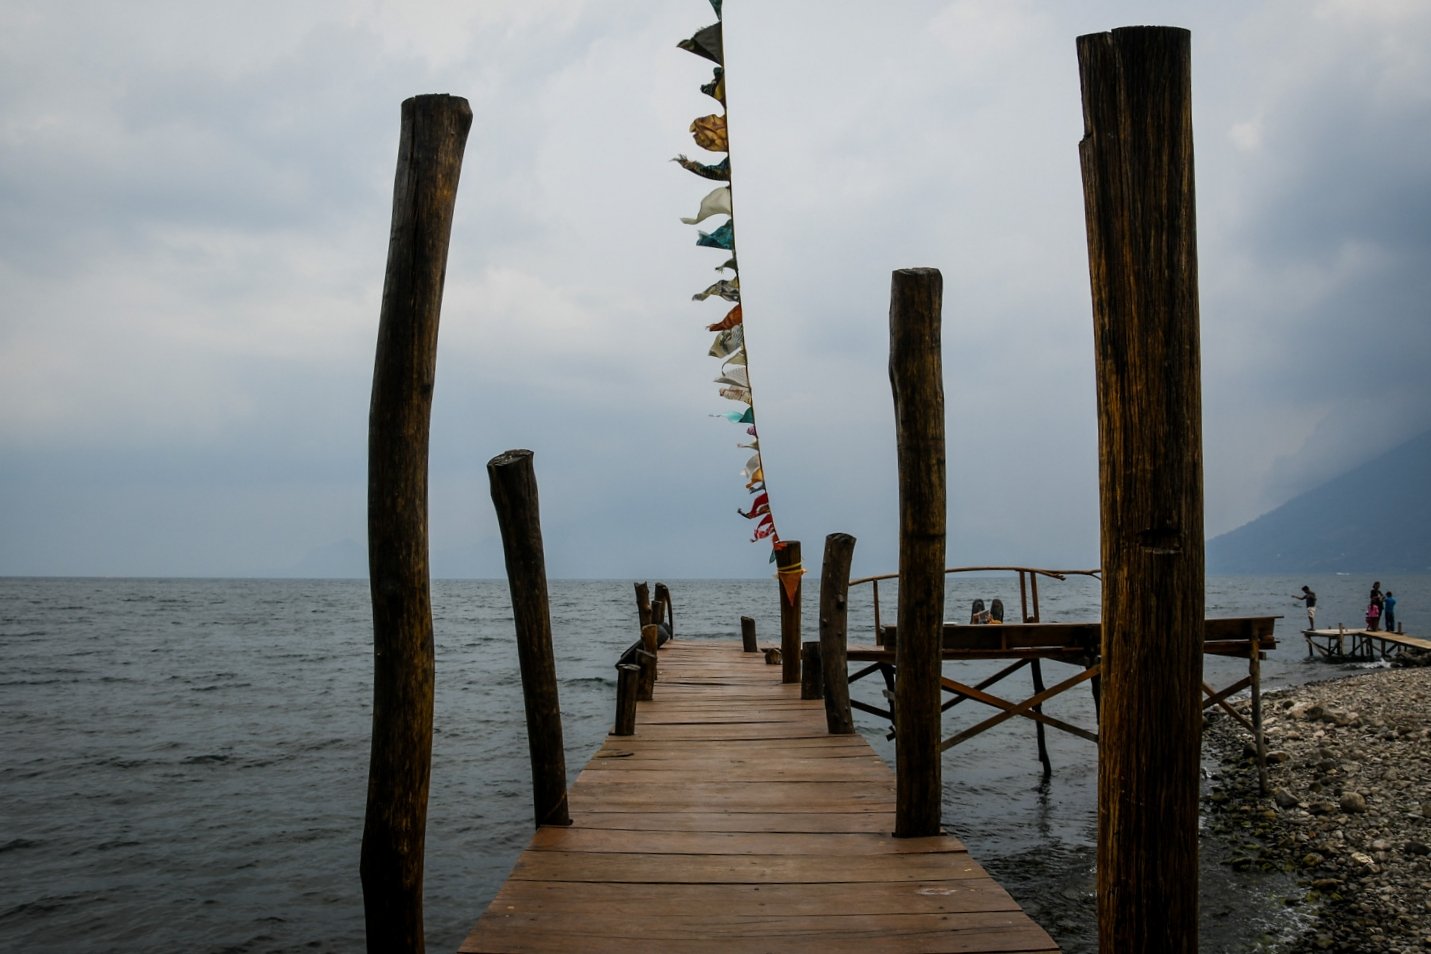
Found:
458,641 -> 1057,953
361,93 -> 471,954
1077,25 -> 1203,954
888,267 -> 946,838
487,450 -> 571,831
819,532 -> 858,734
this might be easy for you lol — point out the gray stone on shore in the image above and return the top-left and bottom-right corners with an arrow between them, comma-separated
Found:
1203,666 -> 1431,953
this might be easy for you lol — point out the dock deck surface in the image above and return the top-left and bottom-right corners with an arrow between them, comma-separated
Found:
460,640 -> 1059,953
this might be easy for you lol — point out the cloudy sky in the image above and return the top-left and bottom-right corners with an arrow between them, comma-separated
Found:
1,0 -> 1427,580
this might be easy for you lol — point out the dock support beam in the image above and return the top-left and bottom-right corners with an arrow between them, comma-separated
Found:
741,615 -> 758,653
819,532 -> 857,735
888,267 -> 946,838
361,93 -> 471,954
488,449 -> 573,830
777,541 -> 803,684
1078,26 -> 1204,953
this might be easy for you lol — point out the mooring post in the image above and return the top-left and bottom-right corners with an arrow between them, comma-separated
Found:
800,642 -> 823,699
487,449 -> 572,830
1250,634 -> 1267,794
654,582 -> 674,637
888,267 -> 946,838
360,93 -> 471,954
776,541 -> 803,684
1029,660 -> 1053,777
634,581 -> 651,629
638,623 -> 660,701
613,662 -> 640,736
818,532 -> 857,735
1078,26 -> 1203,953
740,615 -> 758,653
650,597 -> 668,648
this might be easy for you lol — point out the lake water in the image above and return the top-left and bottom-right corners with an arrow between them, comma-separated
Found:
2,572 -> 1424,952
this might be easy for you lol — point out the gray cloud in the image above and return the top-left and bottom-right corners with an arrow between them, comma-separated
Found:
2,1 -> 1427,579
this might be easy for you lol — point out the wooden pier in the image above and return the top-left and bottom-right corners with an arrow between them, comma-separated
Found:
1303,627 -> 1431,662
459,639 -> 1059,953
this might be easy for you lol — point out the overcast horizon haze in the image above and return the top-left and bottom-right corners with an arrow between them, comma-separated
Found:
2,1 -> 1428,581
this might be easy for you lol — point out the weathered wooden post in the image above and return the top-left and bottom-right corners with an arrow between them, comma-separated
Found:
1250,634 -> 1267,794
819,532 -> 857,735
650,598 -> 666,646
634,581 -> 652,629
800,642 -> 823,699
740,615 -> 759,653
487,449 -> 573,830
776,541 -> 803,684
361,93 -> 471,954
638,623 -> 661,701
612,662 -> 640,736
888,267 -> 946,838
654,582 -> 674,637
1078,26 -> 1204,953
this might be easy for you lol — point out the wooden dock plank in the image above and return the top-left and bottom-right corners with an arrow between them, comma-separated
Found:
458,640 -> 1059,953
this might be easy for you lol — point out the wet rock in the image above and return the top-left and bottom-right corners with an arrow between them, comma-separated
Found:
1201,667 -> 1431,953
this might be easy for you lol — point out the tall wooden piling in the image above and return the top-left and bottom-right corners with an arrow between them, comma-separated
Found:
487,449 -> 572,830
361,93 -> 471,954
776,541 -> 803,684
818,532 -> 857,735
1078,26 -> 1204,953
888,267 -> 946,838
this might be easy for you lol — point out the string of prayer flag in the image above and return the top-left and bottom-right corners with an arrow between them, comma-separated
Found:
675,1 -> 783,557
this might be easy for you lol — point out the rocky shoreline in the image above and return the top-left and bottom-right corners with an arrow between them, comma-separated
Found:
1202,654 -> 1431,953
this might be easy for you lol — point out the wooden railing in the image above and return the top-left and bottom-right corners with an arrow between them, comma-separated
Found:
847,565 -> 1103,643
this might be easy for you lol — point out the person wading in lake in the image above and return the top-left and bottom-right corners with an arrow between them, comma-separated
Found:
1294,585 -> 1317,631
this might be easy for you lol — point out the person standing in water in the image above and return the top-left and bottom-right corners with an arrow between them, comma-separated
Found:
1294,585 -> 1317,631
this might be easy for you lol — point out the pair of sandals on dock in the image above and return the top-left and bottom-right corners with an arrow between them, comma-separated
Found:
969,598 -> 1006,625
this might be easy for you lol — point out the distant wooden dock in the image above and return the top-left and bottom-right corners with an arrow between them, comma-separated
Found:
459,640 -> 1059,953
1303,627 -> 1431,661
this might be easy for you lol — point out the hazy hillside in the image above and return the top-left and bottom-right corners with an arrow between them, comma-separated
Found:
1207,430 -> 1431,574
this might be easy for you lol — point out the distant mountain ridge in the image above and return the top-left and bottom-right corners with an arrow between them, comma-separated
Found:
1207,429 -> 1431,574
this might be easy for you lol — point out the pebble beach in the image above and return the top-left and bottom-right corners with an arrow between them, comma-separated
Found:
1203,655 -> 1431,953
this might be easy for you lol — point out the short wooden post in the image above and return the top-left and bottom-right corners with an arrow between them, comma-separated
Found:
1079,26 -> 1203,953
740,615 -> 758,652
800,642 -> 823,699
819,532 -> 857,735
888,267 -> 946,838
612,662 -> 640,736
654,582 -> 674,637
361,93 -> 472,954
776,541 -> 803,684
487,450 -> 572,832
1250,634 -> 1267,794
1029,660 -> 1052,776
633,581 -> 651,629
638,623 -> 660,701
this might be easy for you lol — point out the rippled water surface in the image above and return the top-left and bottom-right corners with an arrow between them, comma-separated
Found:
2,573 -> 1425,952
